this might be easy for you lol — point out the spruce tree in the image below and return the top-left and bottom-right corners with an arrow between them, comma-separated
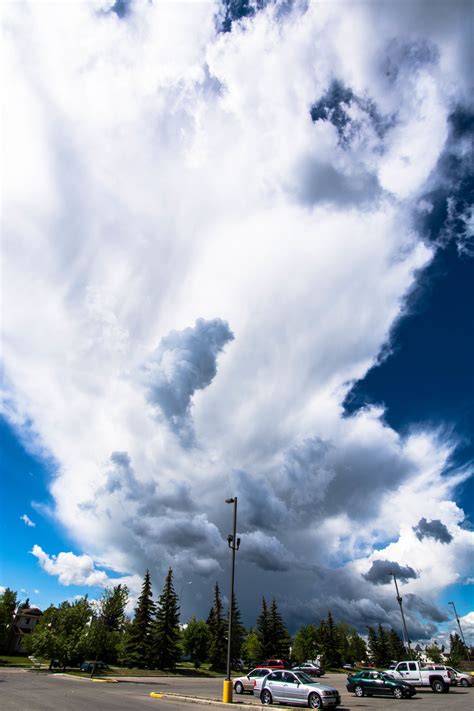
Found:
319,611 -> 342,668
207,583 -> 227,671
268,598 -> 290,658
387,628 -> 406,662
256,597 -> 272,660
124,570 -> 155,668
367,626 -> 379,664
377,624 -> 391,666
225,593 -> 245,665
152,568 -> 181,670
0,588 -> 18,654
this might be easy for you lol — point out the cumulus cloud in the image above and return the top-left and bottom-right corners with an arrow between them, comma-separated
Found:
20,514 -> 36,527
2,0 -> 473,636
413,517 -> 453,543
31,545 -> 110,587
363,559 -> 419,585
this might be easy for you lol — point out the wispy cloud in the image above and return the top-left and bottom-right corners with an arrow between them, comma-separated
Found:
20,514 -> 36,528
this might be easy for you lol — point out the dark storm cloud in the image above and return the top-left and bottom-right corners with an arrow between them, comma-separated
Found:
232,469 -> 288,531
142,318 -> 234,446
363,559 -> 419,585
404,593 -> 449,623
413,517 -> 453,543
239,531 -> 296,572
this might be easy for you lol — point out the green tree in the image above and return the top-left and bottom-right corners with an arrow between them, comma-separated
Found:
25,598 -> 92,669
0,588 -> 17,653
207,583 -> 227,671
256,597 -> 272,660
183,617 -> 209,669
376,624 -> 391,667
226,594 -> 245,665
123,570 -> 155,668
292,624 -> 319,664
448,632 -> 469,667
425,642 -> 443,664
387,628 -> 406,662
242,628 -> 261,667
318,612 -> 342,668
268,598 -> 290,658
152,568 -> 181,670
348,631 -> 367,663
87,584 -> 129,665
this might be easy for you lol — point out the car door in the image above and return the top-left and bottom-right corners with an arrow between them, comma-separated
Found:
280,672 -> 300,703
266,671 -> 285,701
371,672 -> 388,695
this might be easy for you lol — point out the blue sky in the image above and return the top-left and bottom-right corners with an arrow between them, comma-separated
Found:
1,0 -> 473,643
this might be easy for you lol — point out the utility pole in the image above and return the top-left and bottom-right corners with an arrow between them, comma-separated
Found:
392,573 -> 412,659
448,601 -> 471,661
223,497 -> 240,704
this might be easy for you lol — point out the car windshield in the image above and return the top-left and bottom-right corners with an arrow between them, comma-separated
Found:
294,672 -> 314,684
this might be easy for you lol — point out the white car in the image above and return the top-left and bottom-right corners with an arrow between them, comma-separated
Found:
446,667 -> 473,687
233,667 -> 273,694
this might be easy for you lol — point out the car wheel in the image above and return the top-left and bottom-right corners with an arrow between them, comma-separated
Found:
234,682 -> 244,694
261,690 -> 273,705
461,679 -> 469,687
354,685 -> 364,697
393,687 -> 403,699
431,680 -> 444,693
308,692 -> 322,709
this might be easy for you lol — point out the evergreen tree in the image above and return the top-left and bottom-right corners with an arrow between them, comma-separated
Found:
256,597 -> 272,659
377,624 -> 391,666
348,632 -> 367,664
268,598 -> 290,658
0,588 -> 17,653
387,628 -> 406,662
448,632 -> 469,667
183,617 -> 210,669
206,583 -> 227,671
152,568 -> 181,670
123,571 -> 155,668
226,594 -> 245,665
367,626 -> 379,664
88,584 -> 129,664
318,612 -> 342,668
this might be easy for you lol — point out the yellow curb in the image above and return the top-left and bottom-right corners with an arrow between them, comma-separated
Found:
92,678 -> 118,683
149,692 -> 293,708
150,692 -> 163,698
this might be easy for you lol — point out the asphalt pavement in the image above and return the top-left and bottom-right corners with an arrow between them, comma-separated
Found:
0,668 -> 471,710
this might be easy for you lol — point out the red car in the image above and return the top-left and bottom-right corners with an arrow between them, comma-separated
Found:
257,659 -> 291,669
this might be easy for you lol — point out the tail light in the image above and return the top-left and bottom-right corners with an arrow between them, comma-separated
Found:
253,680 -> 256,687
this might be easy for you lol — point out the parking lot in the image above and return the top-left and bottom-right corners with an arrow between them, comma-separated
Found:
0,668 -> 471,710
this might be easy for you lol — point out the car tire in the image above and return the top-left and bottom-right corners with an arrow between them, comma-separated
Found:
393,687 -> 403,699
354,685 -> 364,697
308,692 -> 322,709
261,690 -> 273,705
461,679 -> 469,687
431,679 -> 444,693
234,682 -> 244,694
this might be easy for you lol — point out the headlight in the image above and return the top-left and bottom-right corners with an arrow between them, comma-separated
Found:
323,690 -> 335,696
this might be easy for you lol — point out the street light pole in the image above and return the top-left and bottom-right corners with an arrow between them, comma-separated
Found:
448,601 -> 471,661
223,497 -> 240,704
392,573 -> 412,660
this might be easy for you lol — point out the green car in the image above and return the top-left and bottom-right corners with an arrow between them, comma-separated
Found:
347,670 -> 416,699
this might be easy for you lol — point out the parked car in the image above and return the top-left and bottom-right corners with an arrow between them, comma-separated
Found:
80,660 -> 107,672
233,667 -> 273,694
292,662 -> 325,677
446,666 -> 473,687
261,670 -> 340,708
257,659 -> 292,669
346,670 -> 416,699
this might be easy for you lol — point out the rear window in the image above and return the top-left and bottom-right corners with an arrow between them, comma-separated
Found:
409,663 -> 417,671
268,671 -> 283,681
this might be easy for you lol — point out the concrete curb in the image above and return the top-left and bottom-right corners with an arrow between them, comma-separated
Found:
91,678 -> 119,683
149,692 -> 293,708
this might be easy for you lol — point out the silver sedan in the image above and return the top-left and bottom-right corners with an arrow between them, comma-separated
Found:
233,667 -> 273,694
260,670 -> 341,708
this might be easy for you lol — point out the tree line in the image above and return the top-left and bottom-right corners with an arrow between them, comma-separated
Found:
1,575 -> 470,671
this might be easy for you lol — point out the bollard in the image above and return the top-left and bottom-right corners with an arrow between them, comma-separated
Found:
223,679 -> 233,703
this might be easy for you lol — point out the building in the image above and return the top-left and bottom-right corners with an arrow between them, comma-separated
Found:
10,606 -> 42,653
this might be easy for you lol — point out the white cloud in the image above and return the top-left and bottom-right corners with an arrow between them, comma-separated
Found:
2,0 -> 472,633
20,514 -> 36,528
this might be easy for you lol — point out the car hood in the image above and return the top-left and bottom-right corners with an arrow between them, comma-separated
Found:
305,682 -> 338,693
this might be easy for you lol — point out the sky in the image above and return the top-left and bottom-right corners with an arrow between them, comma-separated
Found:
1,0 -> 473,647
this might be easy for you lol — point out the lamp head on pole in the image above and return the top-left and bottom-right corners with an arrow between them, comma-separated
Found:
225,498 -> 236,504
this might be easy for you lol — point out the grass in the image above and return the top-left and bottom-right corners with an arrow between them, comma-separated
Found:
63,663 -> 224,679
0,655 -> 34,667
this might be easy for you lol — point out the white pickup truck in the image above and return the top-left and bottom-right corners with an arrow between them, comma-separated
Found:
387,661 -> 451,693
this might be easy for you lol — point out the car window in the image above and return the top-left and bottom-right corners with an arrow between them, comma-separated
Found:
408,663 -> 417,671
295,672 -> 313,684
283,672 -> 295,683
268,671 -> 283,682
397,663 -> 408,672
248,670 -> 259,678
